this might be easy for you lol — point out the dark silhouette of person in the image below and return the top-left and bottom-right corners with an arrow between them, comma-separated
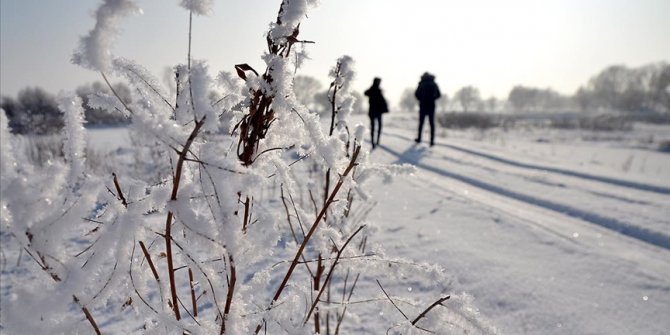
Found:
414,72 -> 441,146
364,77 -> 388,149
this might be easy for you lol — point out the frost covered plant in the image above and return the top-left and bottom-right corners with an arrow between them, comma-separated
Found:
0,1 -> 496,334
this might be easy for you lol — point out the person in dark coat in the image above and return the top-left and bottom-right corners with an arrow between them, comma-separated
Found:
414,72 -> 441,146
364,77 -> 388,149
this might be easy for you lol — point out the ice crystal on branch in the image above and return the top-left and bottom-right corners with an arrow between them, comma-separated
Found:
268,0 -> 319,44
179,0 -> 213,15
72,0 -> 141,72
0,1 -> 497,334
57,93 -> 87,186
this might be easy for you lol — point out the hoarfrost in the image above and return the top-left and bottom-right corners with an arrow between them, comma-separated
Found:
0,110 -> 17,186
2,0 -> 496,333
268,0 -> 319,43
57,92 -> 87,186
72,0 -> 141,71
179,0 -> 213,15
188,60 -> 218,130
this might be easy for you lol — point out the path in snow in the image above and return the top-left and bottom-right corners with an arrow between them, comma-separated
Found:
388,132 -> 670,195
366,119 -> 670,334
379,137 -> 670,251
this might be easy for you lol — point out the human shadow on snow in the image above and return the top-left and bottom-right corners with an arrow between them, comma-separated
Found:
386,132 -> 670,195
377,143 -> 670,251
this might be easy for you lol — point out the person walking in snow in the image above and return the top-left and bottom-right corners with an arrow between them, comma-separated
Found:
364,77 -> 388,149
414,72 -> 441,146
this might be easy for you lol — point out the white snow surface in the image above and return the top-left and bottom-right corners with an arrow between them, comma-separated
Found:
2,113 -> 670,334
365,114 -> 670,335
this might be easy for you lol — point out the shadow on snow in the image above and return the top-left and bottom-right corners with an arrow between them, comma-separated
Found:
388,132 -> 670,195
377,142 -> 670,251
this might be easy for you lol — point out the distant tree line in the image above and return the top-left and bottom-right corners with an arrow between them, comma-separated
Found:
1,82 -> 131,134
506,62 -> 669,114
574,62 -> 669,114
1,87 -> 64,135
508,62 -> 669,114
397,62 -> 669,114
507,86 -> 570,112
2,62 -> 667,134
75,81 -> 132,125
293,75 -> 365,115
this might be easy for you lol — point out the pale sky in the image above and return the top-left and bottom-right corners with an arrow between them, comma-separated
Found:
1,0 -> 669,107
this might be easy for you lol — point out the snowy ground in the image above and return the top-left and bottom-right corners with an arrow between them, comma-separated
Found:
365,114 -> 670,334
2,113 -> 669,334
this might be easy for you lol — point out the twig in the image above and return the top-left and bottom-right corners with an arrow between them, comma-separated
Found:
323,169 -> 331,222
308,189 -> 319,218
24,244 -> 101,333
288,190 -> 306,237
170,237 -> 224,321
183,157 -> 245,174
211,94 -> 231,107
411,296 -> 450,326
327,61 -> 342,137
312,255 -> 324,333
129,241 -> 161,315
121,63 -> 175,112
139,241 -> 160,281
253,146 -> 361,334
242,196 -> 251,233
165,116 -> 206,320
112,173 -> 127,208
75,236 -> 101,257
266,151 -> 311,178
220,254 -> 236,335
250,146 -> 286,164
91,260 -> 118,301
304,225 -> 365,324
376,279 -> 409,321
177,295 -> 201,326
187,10 -> 197,121
280,185 -> 300,244
175,71 -> 180,118
73,295 -> 102,335
270,253 -> 375,268
279,185 -> 314,278
334,272 -> 360,335
100,71 -> 134,115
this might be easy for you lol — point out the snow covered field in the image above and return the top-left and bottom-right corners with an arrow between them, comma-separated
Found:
365,114 -> 670,334
2,113 -> 669,334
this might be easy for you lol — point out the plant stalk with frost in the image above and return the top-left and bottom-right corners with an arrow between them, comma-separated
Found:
0,1 -> 498,334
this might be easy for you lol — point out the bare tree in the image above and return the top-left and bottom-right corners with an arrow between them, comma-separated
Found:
75,81 -> 132,125
574,87 -> 595,112
0,87 -> 63,134
486,96 -> 498,113
313,88 -> 363,116
508,85 -> 568,112
350,90 -> 365,114
436,94 -> 449,113
454,86 -> 481,112
650,63 -> 670,113
294,75 -> 323,112
582,62 -> 669,113
399,87 -> 418,113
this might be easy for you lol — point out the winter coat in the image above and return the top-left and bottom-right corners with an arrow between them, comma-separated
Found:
364,85 -> 388,117
415,74 -> 441,113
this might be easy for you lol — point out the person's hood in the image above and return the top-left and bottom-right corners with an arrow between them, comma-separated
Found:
420,72 -> 435,81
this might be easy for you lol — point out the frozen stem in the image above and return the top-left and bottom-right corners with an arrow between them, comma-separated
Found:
411,296 -> 451,326
220,254 -> 237,335
254,146 -> 361,334
112,172 -> 127,207
165,116 -> 206,320
304,225 -> 366,324
74,295 -> 102,335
